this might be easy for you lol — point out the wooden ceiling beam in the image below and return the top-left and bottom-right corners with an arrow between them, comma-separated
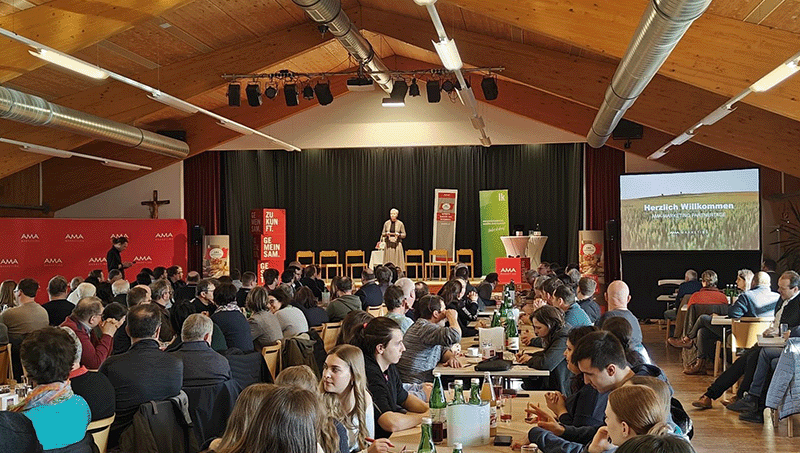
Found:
361,7 -> 800,177
0,0 -> 195,83
440,0 -> 800,122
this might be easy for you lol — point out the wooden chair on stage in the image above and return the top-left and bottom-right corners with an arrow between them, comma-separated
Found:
296,251 -> 315,267
345,250 -> 366,279
262,341 -> 283,382
456,249 -> 475,279
321,322 -> 342,352
424,249 -> 451,281
319,250 -> 343,280
405,250 -> 425,280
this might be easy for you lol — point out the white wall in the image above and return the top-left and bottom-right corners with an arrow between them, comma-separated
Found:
212,90 -> 584,150
55,161 -> 184,219
625,152 -> 679,174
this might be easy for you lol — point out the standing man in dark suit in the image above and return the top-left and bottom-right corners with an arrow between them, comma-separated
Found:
100,304 -> 183,447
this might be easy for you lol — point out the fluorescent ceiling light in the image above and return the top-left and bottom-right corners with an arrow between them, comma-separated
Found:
699,105 -> 736,126
480,137 -> 492,146
470,116 -> 486,130
148,91 -> 198,114
750,61 -> 800,92
671,132 -> 694,146
413,0 -> 437,5
29,48 -> 109,79
647,144 -> 671,160
381,98 -> 405,107
102,160 -> 150,171
433,38 -> 463,70
252,131 -> 302,152
218,120 -> 254,135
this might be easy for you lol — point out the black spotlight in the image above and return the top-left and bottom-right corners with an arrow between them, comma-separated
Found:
227,83 -> 240,107
481,76 -> 499,101
441,79 -> 455,93
314,82 -> 334,106
302,84 -> 314,100
265,85 -> 278,99
284,84 -> 299,107
426,80 -> 441,103
408,78 -> 420,97
245,83 -> 262,107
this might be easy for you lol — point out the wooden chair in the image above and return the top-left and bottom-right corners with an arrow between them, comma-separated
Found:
0,344 -> 12,384
87,413 -> 115,453
296,251 -> 315,267
456,249 -> 475,279
345,250 -> 366,279
424,249 -> 451,281
321,322 -> 342,353
261,340 -> 282,381
405,249 -> 425,280
310,325 -> 324,334
731,318 -> 774,354
366,305 -> 384,318
319,250 -> 343,280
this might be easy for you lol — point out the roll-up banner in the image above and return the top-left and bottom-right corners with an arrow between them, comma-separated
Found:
203,235 -> 230,278
479,189 -> 510,276
433,189 -> 458,262
578,230 -> 605,300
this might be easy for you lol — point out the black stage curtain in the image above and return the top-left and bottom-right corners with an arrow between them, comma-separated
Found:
221,144 -> 583,277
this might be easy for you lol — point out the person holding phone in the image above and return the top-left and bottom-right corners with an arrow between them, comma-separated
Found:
107,237 -> 133,278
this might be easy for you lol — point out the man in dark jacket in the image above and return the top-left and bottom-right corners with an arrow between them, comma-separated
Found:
170,314 -> 231,387
43,276 -> 73,326
356,269 -> 382,309
100,304 -> 183,447
235,272 -> 257,307
327,277 -> 362,322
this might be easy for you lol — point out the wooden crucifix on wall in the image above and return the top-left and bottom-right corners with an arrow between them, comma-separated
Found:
141,190 -> 170,219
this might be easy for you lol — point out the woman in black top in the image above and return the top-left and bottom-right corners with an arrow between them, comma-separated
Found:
294,287 -> 328,327
106,237 -> 133,277
516,305 -> 571,394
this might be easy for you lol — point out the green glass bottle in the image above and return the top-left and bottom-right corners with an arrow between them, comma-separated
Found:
469,378 -> 481,404
508,279 -> 516,305
490,310 -> 501,327
506,313 -> 520,353
429,372 -> 447,442
417,417 -> 437,453
452,442 -> 463,453
451,380 -> 466,405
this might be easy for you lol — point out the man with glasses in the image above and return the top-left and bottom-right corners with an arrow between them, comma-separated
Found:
191,278 -> 216,315
61,296 -> 121,369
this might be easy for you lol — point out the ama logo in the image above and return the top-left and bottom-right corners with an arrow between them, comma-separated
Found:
110,233 -> 129,240
0,258 -> 19,266
20,233 -> 40,241
499,268 -> 516,273
155,232 -> 174,240
133,256 -> 153,263
88,257 -> 107,265
64,233 -> 84,241
44,258 -> 63,266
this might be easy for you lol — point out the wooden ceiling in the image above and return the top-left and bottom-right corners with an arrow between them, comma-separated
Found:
0,0 -> 798,213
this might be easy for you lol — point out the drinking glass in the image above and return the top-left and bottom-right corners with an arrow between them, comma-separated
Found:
492,376 -> 504,400
500,395 -> 513,422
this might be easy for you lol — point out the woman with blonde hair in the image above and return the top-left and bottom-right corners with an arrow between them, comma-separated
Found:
321,345 -> 393,453
206,384 -> 273,452
587,384 -> 671,453
0,279 -> 16,311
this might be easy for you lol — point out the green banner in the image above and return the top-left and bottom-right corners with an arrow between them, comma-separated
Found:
479,189 -> 509,276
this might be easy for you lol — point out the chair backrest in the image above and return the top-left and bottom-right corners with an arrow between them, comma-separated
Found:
310,325 -> 324,334
87,413 -> 115,453
322,322 -> 342,352
319,250 -> 339,264
366,306 -> 383,317
296,251 -> 315,266
345,250 -> 365,263
0,344 -> 12,384
731,319 -> 774,351
456,249 -> 474,261
429,249 -> 450,263
261,340 -> 282,381
406,249 -> 424,263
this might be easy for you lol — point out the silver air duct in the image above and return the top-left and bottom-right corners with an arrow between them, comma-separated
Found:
0,86 -> 189,158
291,0 -> 393,94
586,0 -> 712,148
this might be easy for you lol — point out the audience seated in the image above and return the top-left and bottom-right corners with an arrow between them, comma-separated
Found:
383,285 -> 413,333
602,316 -> 649,368
336,310 -> 374,347
112,286 -> 149,355
356,269 -> 382,309
299,265 -> 327,301
684,270 -> 727,308
295,286 -> 329,327
61,327 -> 115,422
192,278 -> 218,316
0,279 -> 16,311
246,286 -> 283,349
167,265 -> 186,293
67,282 -> 96,305
729,271 -> 780,318
517,305 -> 571,395
204,383 -> 272,453
355,317 -> 427,438
167,299 -> 227,353
42,275 -> 72,326
477,272 -> 498,309
211,283 -> 254,352
270,286 -> 309,338
175,270 -> 200,303
100,303 -> 183,446
328,277 -> 362,323
374,265 -> 393,296
171,314 -> 232,387
12,327 -> 90,450
1,279 -> 48,337
595,281 -> 644,355
60,296 -> 119,369
576,278 -> 601,324
0,411 -> 43,453
616,434 -> 696,453
262,268 -> 280,292
235,272 -> 256,307
149,279 -> 177,345
440,279 -> 478,337
111,278 -> 130,306
397,294 -> 461,384
553,285 -> 593,328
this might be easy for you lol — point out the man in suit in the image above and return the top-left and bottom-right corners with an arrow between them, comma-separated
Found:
299,265 -> 326,300
170,314 -> 231,387
356,269 -> 382,309
100,304 -> 183,446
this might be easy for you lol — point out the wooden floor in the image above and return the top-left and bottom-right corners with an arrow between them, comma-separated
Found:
643,324 -> 800,452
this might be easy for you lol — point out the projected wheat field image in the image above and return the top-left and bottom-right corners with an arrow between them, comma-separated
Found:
621,192 -> 759,251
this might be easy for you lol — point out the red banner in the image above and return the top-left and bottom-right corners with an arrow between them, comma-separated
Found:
251,209 -> 286,285
495,257 -> 531,285
0,218 -> 187,304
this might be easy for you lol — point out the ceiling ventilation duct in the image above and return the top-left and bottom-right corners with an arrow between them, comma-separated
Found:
0,86 -> 189,158
291,0 -> 393,94
586,0 -> 712,148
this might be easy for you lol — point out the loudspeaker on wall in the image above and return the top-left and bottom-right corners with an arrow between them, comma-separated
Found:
191,225 -> 205,246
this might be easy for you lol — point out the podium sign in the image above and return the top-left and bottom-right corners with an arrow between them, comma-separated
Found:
480,190 -> 510,276
203,235 -> 230,278
251,209 -> 286,284
432,189 -> 458,261
495,257 -> 530,284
